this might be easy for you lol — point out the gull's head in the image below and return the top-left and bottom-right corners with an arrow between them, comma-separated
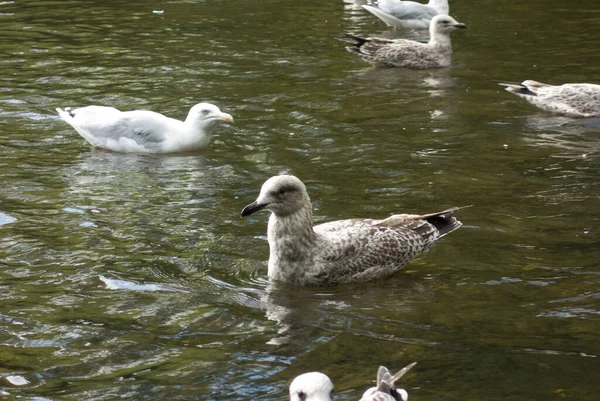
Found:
188,102 -> 234,129
430,15 -> 467,34
289,372 -> 334,401
241,175 -> 310,218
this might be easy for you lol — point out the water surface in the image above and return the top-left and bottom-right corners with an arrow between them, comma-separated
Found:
0,0 -> 599,400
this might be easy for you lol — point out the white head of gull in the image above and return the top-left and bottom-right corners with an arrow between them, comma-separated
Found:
289,372 -> 334,401
344,14 -> 467,69
498,80 -> 600,118
56,102 -> 233,153
362,0 -> 449,30
359,363 -> 417,401
241,175 -> 463,286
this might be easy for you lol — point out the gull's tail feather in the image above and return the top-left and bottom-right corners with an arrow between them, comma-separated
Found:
343,33 -> 371,56
362,4 -> 404,28
342,34 -> 394,57
56,107 -> 77,120
343,33 -> 369,47
422,206 -> 467,238
498,82 -> 537,96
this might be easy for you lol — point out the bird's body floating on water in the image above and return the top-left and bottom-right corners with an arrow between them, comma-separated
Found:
344,15 -> 467,69
241,175 -> 463,287
498,80 -> 600,118
362,0 -> 449,30
289,363 -> 417,401
56,103 -> 233,153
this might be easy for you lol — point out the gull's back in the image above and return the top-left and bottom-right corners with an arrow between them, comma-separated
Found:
309,209 -> 461,285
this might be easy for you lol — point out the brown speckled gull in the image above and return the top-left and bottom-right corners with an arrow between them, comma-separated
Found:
362,0 -> 449,30
499,80 -> 600,118
241,175 -> 463,287
344,14 -> 467,69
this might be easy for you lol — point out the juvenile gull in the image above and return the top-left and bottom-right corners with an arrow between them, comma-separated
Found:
360,363 -> 417,401
56,103 -> 233,153
344,15 -> 467,69
362,0 -> 449,30
289,372 -> 334,401
241,175 -> 463,287
498,80 -> 600,118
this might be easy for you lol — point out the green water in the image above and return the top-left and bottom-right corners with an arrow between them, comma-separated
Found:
0,0 -> 599,400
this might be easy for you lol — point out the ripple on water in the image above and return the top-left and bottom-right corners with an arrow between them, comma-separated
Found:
0,0 -> 599,400
0,211 -> 17,225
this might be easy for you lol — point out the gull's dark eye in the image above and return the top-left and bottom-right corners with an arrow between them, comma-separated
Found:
275,185 -> 296,196
201,109 -> 210,115
297,391 -> 306,401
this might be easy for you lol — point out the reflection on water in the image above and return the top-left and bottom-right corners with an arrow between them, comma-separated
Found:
517,116 -> 600,161
262,282 -> 438,348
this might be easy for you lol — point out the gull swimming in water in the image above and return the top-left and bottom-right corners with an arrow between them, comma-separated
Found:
362,0 -> 449,30
289,363 -> 416,401
56,103 -> 233,153
344,15 -> 467,69
289,372 -> 334,401
360,363 -> 417,401
498,80 -> 600,118
241,175 -> 463,286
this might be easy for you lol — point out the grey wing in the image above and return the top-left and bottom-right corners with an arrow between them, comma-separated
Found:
377,366 -> 391,385
375,42 -> 437,68
351,39 -> 416,65
553,84 -> 600,114
314,219 -> 427,281
380,1 -> 437,20
94,111 -> 169,144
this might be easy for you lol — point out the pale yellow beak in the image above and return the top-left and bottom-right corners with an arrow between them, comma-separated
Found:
219,113 -> 234,124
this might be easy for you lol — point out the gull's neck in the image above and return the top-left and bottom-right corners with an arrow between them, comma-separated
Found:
184,113 -> 211,135
267,205 -> 318,283
172,115 -> 211,149
429,29 -> 452,53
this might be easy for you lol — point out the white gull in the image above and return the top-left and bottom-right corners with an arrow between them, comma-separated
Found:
56,103 -> 233,153
344,15 -> 467,69
241,175 -> 463,287
362,0 -> 449,30
290,372 -> 334,401
499,80 -> 600,118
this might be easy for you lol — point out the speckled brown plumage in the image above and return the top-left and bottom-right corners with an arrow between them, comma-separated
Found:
499,80 -> 600,118
241,175 -> 464,287
344,14 -> 467,69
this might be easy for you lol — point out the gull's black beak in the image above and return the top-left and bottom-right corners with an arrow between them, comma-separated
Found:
454,23 -> 468,29
241,201 -> 268,217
